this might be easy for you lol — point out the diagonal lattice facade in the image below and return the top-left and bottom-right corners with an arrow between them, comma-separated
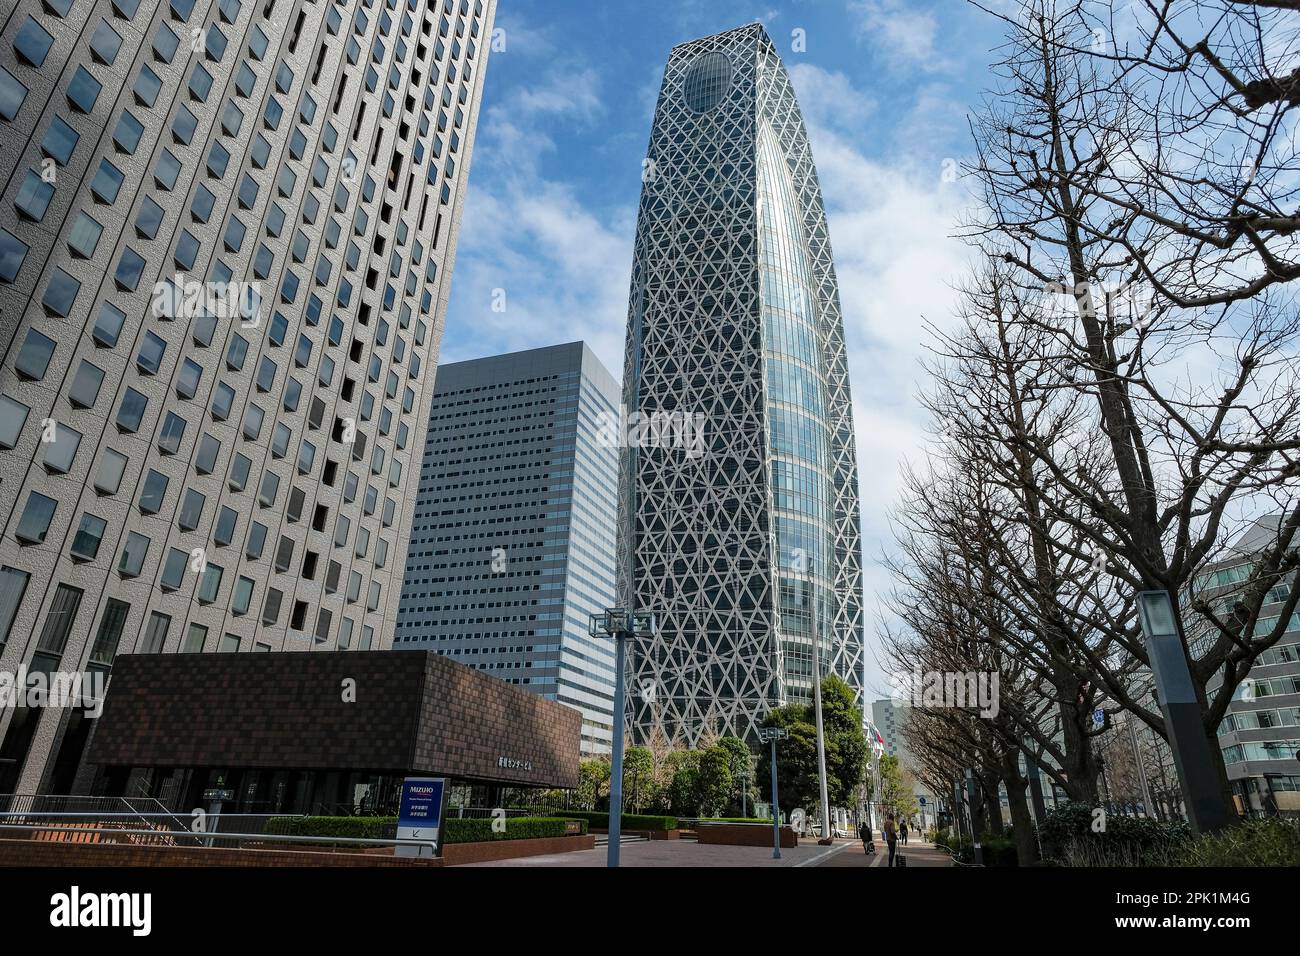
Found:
619,23 -> 864,747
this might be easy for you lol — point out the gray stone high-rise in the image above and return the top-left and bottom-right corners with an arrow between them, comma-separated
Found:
0,0 -> 496,795
395,342 -> 619,756
620,23 -> 865,746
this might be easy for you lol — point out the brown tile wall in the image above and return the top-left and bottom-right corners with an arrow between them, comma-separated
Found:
86,651 -> 581,788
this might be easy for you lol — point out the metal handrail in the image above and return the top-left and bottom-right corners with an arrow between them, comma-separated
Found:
0,822 -> 434,854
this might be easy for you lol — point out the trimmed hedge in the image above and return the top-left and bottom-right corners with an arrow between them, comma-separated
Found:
443,816 -> 586,844
266,815 -> 587,844
697,817 -> 774,824
543,809 -> 678,831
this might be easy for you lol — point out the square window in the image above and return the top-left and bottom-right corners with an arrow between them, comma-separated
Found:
0,396 -> 29,448
251,134 -> 271,168
70,513 -> 108,561
212,382 -> 235,420
133,65 -> 161,107
41,117 -> 79,165
172,105 -> 198,143
93,302 -> 126,347
242,403 -> 264,440
179,488 -> 205,530
0,228 -> 28,281
43,423 -> 81,473
68,360 -> 105,408
91,159 -> 125,203
177,358 -> 202,398
221,99 -> 243,135
114,247 -> 146,291
42,269 -> 80,316
196,433 -> 220,474
139,469 -> 168,513
230,452 -> 251,490
16,170 -> 54,221
137,330 -> 166,373
215,506 -> 238,546
116,387 -> 147,432
119,531 -> 149,576
191,185 -> 216,223
113,110 -> 144,152
188,63 -> 213,100
232,576 -> 253,615
0,65 -> 29,120
15,18 -> 55,69
175,229 -> 200,269
89,20 -> 123,65
155,149 -> 181,189
15,328 -> 55,379
68,212 -> 103,258
153,24 -> 180,63
160,548 -> 187,590
16,491 -> 57,543
258,471 -> 279,506
208,141 -> 230,178
95,448 -> 128,495
235,63 -> 256,98
247,521 -> 267,558
158,411 -> 186,454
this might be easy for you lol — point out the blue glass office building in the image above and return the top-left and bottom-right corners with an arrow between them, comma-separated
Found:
396,342 -> 619,755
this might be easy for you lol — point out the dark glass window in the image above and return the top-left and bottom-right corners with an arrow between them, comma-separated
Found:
14,19 -> 55,68
42,270 -> 80,316
116,387 -> 147,432
0,65 -> 28,119
0,228 -> 28,281
91,159 -> 125,203
42,117 -> 79,164
89,20 -> 123,64
133,65 -> 161,107
15,492 -> 57,543
16,170 -> 54,220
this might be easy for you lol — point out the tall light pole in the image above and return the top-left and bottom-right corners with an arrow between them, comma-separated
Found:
1135,590 -> 1232,834
757,725 -> 789,859
589,607 -> 658,868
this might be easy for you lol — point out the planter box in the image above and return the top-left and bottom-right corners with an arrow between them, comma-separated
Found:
441,833 -> 595,865
592,828 -> 680,841
696,823 -> 797,849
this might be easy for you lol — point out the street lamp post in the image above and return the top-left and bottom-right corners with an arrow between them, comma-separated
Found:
589,607 -> 658,868
757,726 -> 789,859
1135,590 -> 1232,834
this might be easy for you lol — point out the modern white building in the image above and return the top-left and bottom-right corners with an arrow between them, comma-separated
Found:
0,0 -> 496,796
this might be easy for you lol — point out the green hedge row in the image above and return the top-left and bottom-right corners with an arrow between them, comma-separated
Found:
266,815 -> 587,844
541,809 -> 678,831
696,818 -> 775,824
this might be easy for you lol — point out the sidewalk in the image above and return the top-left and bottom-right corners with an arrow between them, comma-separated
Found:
815,837 -> 952,868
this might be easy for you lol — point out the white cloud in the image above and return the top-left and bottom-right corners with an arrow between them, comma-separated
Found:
849,0 -> 947,71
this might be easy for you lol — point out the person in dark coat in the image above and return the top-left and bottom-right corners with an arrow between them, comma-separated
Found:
884,813 -> 899,867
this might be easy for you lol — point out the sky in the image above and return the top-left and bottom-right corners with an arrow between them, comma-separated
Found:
439,0 -> 1012,698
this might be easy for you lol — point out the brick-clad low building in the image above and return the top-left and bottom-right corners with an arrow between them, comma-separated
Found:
83,651 -> 582,815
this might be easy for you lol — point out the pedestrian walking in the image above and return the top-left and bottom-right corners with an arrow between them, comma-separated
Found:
857,820 -> 872,855
884,813 -> 898,867
900,819 -> 908,845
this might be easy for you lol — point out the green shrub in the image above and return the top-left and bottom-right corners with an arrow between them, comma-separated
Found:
1038,801 -> 1191,866
980,836 -> 1019,867
443,816 -> 585,844
1170,818 -> 1300,867
696,817 -> 774,824
540,809 -> 678,831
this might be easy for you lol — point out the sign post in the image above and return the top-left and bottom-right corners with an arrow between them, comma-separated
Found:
397,777 -> 448,857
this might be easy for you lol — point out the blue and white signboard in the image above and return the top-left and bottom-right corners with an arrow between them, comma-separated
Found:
397,777 -> 448,857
